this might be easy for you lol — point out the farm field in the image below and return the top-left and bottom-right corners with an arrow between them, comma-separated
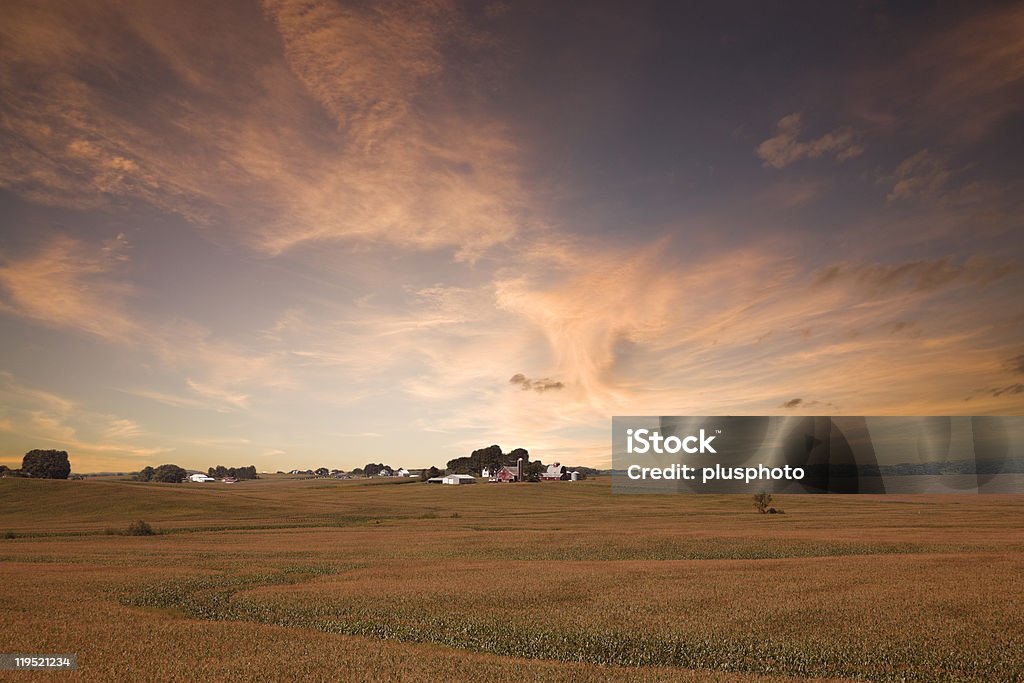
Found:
1,476 -> 1022,682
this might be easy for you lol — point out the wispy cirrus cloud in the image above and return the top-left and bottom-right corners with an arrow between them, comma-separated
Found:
0,372 -> 165,468
0,233 -> 138,341
756,113 -> 863,169
0,234 -> 289,413
488,235 -> 1024,421
0,0 -> 533,260
1009,352 -> 1024,376
812,257 -> 1019,294
885,150 -> 953,202
850,3 -> 1024,141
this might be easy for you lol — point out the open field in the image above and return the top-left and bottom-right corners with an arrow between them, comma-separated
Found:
1,477 -> 1022,681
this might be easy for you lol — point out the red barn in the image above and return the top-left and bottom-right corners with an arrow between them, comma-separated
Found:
493,465 -> 518,483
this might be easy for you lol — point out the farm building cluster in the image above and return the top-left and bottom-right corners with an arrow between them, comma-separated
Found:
426,461 -> 582,484
180,453 -> 589,485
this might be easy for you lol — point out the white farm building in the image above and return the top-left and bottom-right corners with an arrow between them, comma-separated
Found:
441,474 -> 476,485
189,473 -> 215,483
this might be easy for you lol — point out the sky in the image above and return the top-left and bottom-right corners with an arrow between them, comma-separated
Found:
0,0 -> 1022,473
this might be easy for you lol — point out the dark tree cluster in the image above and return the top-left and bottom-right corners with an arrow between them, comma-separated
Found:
419,465 -> 443,481
362,463 -> 392,477
135,464 -> 188,483
21,450 -> 71,479
523,459 -> 545,481
207,465 -> 258,480
446,445 -> 531,476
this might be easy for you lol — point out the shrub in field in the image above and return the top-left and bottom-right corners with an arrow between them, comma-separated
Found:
126,520 -> 156,536
752,493 -> 784,514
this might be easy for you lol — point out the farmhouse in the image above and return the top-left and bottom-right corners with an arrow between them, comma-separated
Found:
189,473 -> 215,483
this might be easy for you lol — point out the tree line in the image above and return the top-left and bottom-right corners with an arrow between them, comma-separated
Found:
207,465 -> 257,480
134,464 -> 188,483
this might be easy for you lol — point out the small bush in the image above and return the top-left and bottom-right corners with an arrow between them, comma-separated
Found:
3,531 -> 16,539
126,520 -> 156,536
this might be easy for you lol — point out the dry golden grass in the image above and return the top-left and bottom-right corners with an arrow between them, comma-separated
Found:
1,476 -> 1022,681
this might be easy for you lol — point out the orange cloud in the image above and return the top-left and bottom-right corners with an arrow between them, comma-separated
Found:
491,236 -> 1024,423
0,373 -> 166,470
885,150 -> 953,202
756,113 -> 863,169
0,0 -> 533,260
0,233 -> 138,341
0,234 -> 290,413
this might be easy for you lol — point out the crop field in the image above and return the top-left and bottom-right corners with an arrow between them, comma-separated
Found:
1,476 -> 1022,682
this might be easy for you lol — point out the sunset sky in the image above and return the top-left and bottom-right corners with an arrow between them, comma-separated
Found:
1,1 -> 1022,473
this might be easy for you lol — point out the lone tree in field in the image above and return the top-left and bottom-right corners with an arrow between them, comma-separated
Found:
753,492 -> 772,514
21,449 -> 71,479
